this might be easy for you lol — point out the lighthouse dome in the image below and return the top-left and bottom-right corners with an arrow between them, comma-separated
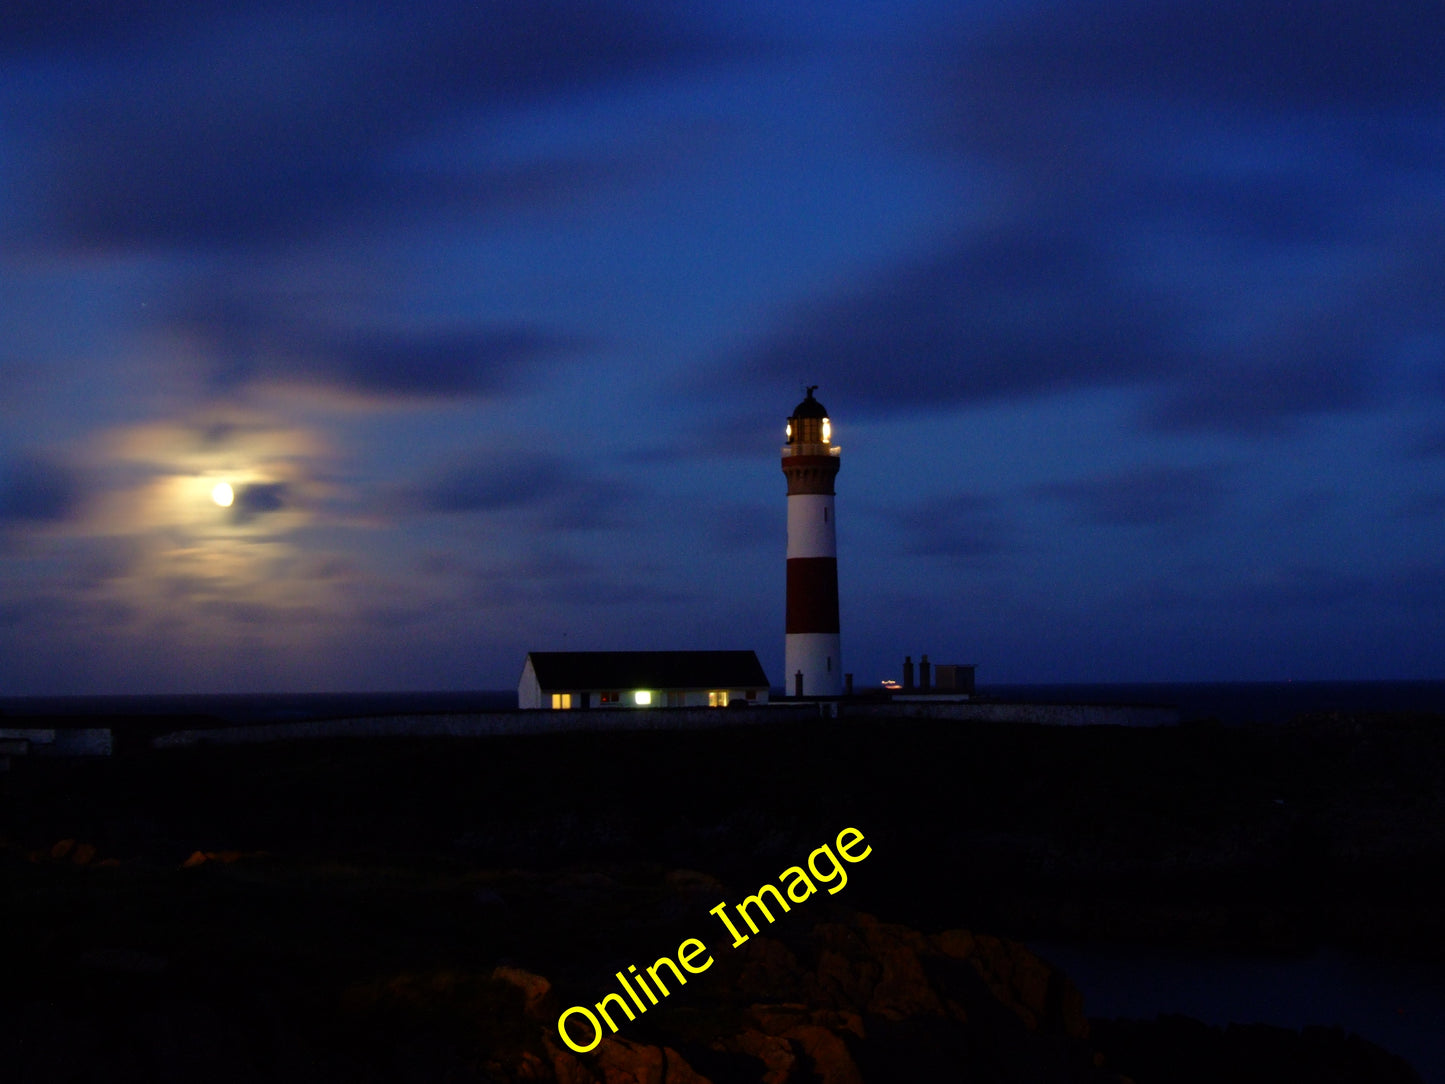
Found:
790,386 -> 828,419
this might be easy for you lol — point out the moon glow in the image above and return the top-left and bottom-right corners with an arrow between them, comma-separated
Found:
211,482 -> 235,507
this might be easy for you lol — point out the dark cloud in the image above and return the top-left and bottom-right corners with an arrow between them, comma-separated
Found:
1398,491 -> 1445,517
0,456 -> 81,524
433,548 -> 683,611
22,0 -> 724,250
759,0 -> 1437,438
1142,172 -> 1367,248
416,449 -> 627,529
731,218 -> 1394,432
963,0 -> 1445,113
1147,353 -> 1374,434
179,294 -> 580,399
230,482 -> 288,524
309,330 -> 571,399
1215,563 -> 1426,614
0,1 -> 191,55
898,493 -> 1015,562
1407,425 -> 1445,459
734,226 -> 1187,414
421,453 -> 566,514
1037,465 -> 1229,527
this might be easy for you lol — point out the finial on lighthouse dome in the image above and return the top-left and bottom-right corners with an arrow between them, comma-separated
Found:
786,385 -> 833,446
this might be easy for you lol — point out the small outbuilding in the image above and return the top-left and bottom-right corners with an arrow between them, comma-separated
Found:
518,651 -> 770,710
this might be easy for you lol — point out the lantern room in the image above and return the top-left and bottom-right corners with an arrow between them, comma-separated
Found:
785,386 -> 832,448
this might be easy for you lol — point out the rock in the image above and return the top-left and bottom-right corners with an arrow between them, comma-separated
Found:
50,838 -> 75,860
853,917 -> 945,1021
932,928 -> 976,960
737,937 -> 804,1001
658,1046 -> 712,1084
966,934 -> 1090,1039
665,869 -> 723,893
493,966 -> 553,1019
776,1023 -> 863,1084
512,1048 -> 550,1080
723,1028 -> 796,1084
181,850 -> 208,868
590,1037 -> 710,1084
71,842 -> 97,866
805,918 -> 944,1021
545,1038 -> 597,1084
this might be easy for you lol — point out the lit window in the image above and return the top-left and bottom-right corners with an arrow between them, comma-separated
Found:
821,418 -> 831,443
551,693 -> 572,710
708,691 -> 730,707
634,690 -> 652,706
786,421 -> 792,439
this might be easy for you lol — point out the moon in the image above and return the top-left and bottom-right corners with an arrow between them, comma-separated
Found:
211,482 -> 235,508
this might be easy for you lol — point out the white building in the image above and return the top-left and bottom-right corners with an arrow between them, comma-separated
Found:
518,651 -> 771,710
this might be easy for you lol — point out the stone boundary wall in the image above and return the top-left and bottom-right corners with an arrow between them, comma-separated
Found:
0,726 -> 113,758
150,704 -> 825,748
148,699 -> 1179,748
847,701 -> 1180,727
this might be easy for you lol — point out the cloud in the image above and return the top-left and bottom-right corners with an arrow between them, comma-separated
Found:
1407,427 -> 1445,459
963,0 -> 1445,113
898,493 -> 1015,562
420,453 -> 566,514
725,1 -> 1445,437
1211,561 -> 1445,615
1037,465 -> 1229,527
1398,490 -> 1445,518
17,0 -> 724,252
229,481 -> 287,524
1146,353 -> 1375,434
723,197 -> 1408,435
176,293 -> 582,400
0,455 -> 81,524
413,448 -> 628,530
0,2 -> 189,56
732,227 -> 1188,415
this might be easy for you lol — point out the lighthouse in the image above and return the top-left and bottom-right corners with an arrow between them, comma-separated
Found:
782,386 -> 843,697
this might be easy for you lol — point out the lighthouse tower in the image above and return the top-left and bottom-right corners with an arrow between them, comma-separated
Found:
782,386 -> 843,697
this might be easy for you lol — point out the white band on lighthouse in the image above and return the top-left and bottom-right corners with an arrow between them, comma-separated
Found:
786,495 -> 836,559
786,632 -> 841,696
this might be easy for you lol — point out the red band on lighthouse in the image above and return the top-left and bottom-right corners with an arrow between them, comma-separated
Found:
786,557 -> 840,634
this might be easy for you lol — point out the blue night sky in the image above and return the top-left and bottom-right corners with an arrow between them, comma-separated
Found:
2,0 -> 1444,694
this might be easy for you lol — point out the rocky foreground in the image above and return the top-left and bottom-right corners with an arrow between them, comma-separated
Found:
0,854 -> 1421,1083
2,710 -> 1440,1081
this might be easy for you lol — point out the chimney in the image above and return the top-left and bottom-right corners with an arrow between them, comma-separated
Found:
794,670 -> 804,698
902,656 -> 914,691
919,654 -> 931,692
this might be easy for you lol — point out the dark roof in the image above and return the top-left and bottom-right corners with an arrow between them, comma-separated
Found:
526,651 -> 769,690
790,387 -> 828,419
